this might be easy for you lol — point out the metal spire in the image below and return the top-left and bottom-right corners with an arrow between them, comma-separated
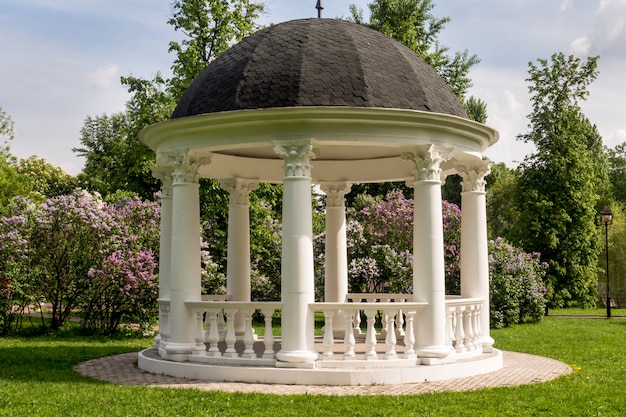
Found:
316,0 -> 324,18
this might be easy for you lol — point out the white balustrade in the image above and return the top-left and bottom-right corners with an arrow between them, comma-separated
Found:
444,297 -> 484,358
167,296 -> 483,365
185,301 -> 282,363
312,302 -> 427,361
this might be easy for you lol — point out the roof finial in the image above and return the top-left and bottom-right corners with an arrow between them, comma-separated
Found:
316,0 -> 324,18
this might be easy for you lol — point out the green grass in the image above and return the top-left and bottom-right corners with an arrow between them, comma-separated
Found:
1,318 -> 625,416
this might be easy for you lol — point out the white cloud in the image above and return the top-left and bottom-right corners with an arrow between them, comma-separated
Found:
569,36 -> 591,55
87,64 -> 119,89
560,0 -> 572,11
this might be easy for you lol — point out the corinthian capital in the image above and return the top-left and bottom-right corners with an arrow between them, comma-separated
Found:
320,182 -> 352,207
151,166 -> 173,198
456,160 -> 491,192
220,178 -> 259,205
273,140 -> 318,178
159,151 -> 211,184
401,145 -> 453,182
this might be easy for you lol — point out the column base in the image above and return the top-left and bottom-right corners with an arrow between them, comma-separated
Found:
417,345 -> 451,359
164,342 -> 196,362
276,349 -> 319,364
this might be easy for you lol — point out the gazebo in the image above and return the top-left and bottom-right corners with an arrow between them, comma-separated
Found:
138,18 -> 501,385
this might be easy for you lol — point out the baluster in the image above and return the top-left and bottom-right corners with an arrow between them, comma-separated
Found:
403,311 -> 416,359
242,308 -> 256,359
260,307 -> 276,359
353,308 -> 363,335
474,304 -> 483,349
396,308 -> 405,337
322,310 -> 335,360
463,305 -> 474,350
363,308 -> 378,360
223,308 -> 238,358
217,309 -> 226,341
384,309 -> 398,360
344,310 -> 356,360
445,306 -> 455,350
206,308 -> 221,357
381,299 -> 389,339
193,308 -> 207,355
454,306 -> 466,353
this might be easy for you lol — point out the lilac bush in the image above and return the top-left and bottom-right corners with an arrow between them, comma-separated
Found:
0,199 -> 31,334
342,191 -> 460,294
82,196 -> 161,334
0,191 -> 164,334
319,190 -> 548,328
488,237 -> 548,328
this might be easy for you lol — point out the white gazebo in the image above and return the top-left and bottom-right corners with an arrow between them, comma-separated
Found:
137,18 -> 501,385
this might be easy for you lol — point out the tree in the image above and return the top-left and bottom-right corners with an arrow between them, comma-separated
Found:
515,53 -> 608,307
0,106 -> 14,143
607,143 -> 626,206
167,0 -> 265,100
75,0 -> 265,199
74,112 -> 159,200
464,96 -> 488,124
485,163 -> 520,241
348,0 -> 479,99
16,156 -> 77,200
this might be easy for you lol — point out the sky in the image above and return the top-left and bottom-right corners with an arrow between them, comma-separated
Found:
1,0 -> 625,175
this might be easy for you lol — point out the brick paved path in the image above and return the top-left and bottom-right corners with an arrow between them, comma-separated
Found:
74,350 -> 572,396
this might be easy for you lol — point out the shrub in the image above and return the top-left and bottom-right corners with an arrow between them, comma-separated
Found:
488,237 -> 548,328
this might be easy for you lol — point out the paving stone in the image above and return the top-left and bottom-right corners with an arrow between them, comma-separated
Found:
74,351 -> 572,396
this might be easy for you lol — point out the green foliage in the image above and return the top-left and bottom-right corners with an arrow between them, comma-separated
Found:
167,0 -> 265,100
74,112 -> 159,200
485,163 -> 520,241
75,1 -> 265,201
515,53 -> 609,308
607,142 -> 626,206
0,152 -> 31,210
463,95 -> 488,123
16,156 -> 77,200
0,105 -> 15,142
348,0 -> 479,99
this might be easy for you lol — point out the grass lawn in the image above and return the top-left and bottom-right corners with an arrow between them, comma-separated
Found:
1,317 -> 625,416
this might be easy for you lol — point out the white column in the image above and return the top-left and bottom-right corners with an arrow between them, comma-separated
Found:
220,178 -> 258,336
151,165 -> 173,352
320,182 -> 351,337
457,161 -> 494,352
403,145 -> 451,359
273,140 -> 319,365
164,152 -> 210,361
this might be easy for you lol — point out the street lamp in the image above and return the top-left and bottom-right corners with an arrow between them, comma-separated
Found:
600,206 -> 613,318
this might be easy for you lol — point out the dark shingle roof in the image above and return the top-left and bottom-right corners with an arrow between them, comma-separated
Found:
171,18 -> 467,119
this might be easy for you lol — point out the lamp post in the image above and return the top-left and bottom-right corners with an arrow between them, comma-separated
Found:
600,206 -> 613,318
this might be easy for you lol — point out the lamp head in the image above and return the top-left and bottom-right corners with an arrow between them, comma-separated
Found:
600,206 -> 613,225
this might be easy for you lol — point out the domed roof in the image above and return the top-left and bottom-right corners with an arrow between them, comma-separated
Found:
171,18 -> 467,119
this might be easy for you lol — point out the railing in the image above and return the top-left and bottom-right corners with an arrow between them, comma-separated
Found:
445,296 -> 484,358
185,301 -> 283,364
345,293 -> 411,340
157,294 -> 485,365
311,301 -> 427,362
